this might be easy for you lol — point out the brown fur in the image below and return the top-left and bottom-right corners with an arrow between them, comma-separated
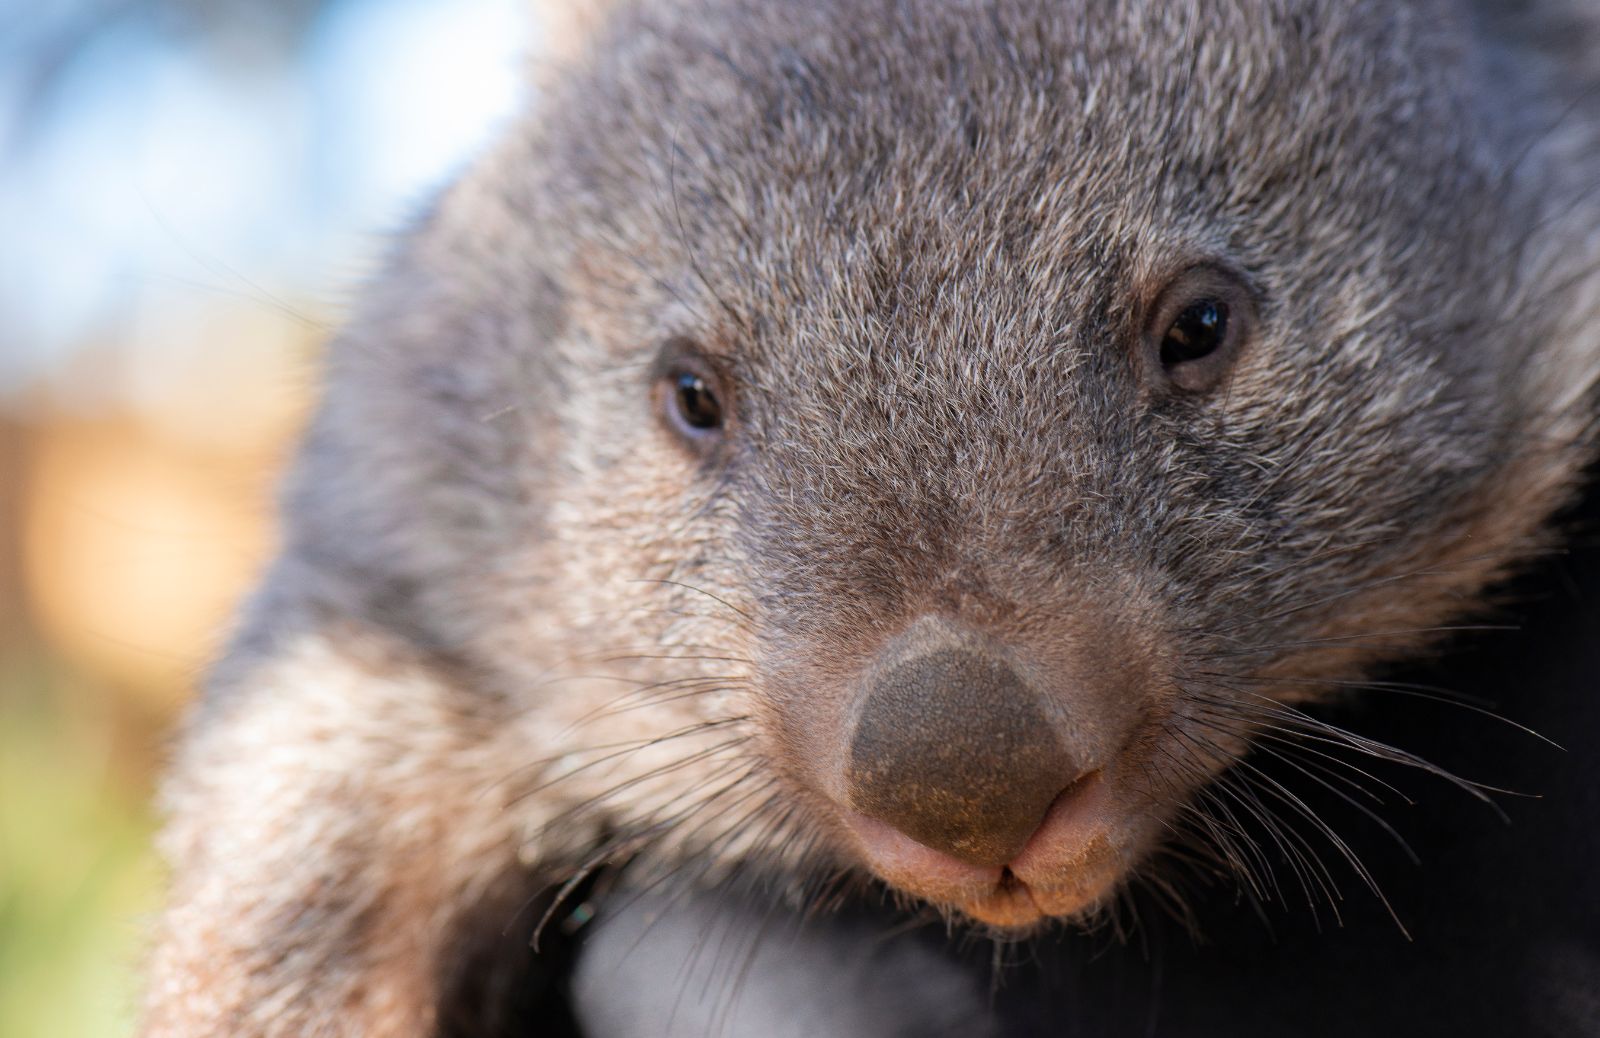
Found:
144,0 -> 1600,1032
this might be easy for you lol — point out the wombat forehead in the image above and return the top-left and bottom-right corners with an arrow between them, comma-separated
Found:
581,0 -> 1454,225
566,0 -> 1486,378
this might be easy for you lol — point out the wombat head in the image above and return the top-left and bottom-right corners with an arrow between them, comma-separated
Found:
277,0 -> 1600,929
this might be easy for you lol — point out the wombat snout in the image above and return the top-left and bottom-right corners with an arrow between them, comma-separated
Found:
844,625 -> 1085,866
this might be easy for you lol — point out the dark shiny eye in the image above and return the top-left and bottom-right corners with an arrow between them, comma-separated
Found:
672,369 -> 724,432
1142,265 -> 1255,394
654,339 -> 732,448
1160,299 -> 1229,366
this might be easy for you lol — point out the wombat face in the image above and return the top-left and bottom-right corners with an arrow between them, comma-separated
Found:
307,0 -> 1597,930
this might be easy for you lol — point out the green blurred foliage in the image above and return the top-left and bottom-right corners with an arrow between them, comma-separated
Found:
0,655 -> 164,1038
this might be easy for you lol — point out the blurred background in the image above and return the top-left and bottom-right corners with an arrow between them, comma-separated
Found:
0,2 -> 535,1032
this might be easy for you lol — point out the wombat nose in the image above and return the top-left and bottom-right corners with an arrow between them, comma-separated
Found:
845,645 -> 1078,867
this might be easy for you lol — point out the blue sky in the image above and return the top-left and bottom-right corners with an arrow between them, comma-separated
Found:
0,0 -> 530,398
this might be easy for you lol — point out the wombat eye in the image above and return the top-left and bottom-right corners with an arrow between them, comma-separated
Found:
653,341 -> 730,447
672,370 -> 724,431
1160,300 -> 1228,365
1143,266 -> 1255,394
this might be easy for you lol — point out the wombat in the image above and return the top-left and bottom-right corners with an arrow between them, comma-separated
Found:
142,0 -> 1600,1035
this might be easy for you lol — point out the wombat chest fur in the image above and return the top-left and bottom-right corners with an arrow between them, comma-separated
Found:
144,0 -> 1600,1035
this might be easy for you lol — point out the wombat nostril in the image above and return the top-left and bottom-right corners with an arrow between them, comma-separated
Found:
844,645 -> 1079,867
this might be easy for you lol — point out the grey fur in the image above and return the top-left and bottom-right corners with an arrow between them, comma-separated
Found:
143,1 -> 1600,1033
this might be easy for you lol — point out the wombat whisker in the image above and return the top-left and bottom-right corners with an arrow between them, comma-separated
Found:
689,909 -> 779,1038
557,601 -> 752,633
524,672 -> 657,694
1203,565 -> 1465,637
601,651 -> 755,666
1215,673 -> 1561,748
691,786 -> 790,857
635,873 -> 786,1008
571,675 -> 750,727
1220,776 -> 1345,926
1215,671 -> 1482,703
1162,801 -> 1266,903
1185,688 -> 1419,796
600,806 -> 842,1012
666,780 -> 784,864
622,766 -> 768,876
1187,682 -> 1410,756
1116,872 -> 1168,946
520,645 -> 751,693
604,684 -> 748,717
1196,623 -> 1521,663
485,716 -> 741,803
758,812 -> 839,904
1259,748 -> 1420,866
1163,818 -> 1281,932
592,786 -> 779,927
531,827 -> 670,952
1209,684 -> 1516,810
1176,787 -> 1277,905
649,757 -> 766,822
1176,735 -> 1338,919
576,741 -> 759,825
531,760 -> 769,950
1196,541 -> 1551,641
1149,738 -> 1276,901
1144,840 -> 1238,888
1182,825 -> 1274,913
509,716 -> 751,793
523,652 -> 755,700
1185,701 -> 1399,807
711,869 -> 862,1036
526,673 -> 742,726
479,718 -> 743,808
513,724 -> 752,807
1174,732 -> 1344,918
557,639 -> 751,664
1245,730 -> 1410,806
1199,713 -> 1423,866
1232,759 -> 1410,934
660,119 -> 751,336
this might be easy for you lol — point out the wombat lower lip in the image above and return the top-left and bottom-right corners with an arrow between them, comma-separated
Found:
1008,770 -> 1110,873
843,769 -> 1113,927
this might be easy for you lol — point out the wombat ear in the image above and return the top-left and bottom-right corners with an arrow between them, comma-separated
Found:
532,0 -> 623,61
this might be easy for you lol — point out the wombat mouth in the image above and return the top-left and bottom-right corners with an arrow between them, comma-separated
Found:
842,768 -> 1115,928
765,609 -> 1165,929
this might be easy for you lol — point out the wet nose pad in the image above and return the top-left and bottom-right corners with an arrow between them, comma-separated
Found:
844,647 -> 1077,867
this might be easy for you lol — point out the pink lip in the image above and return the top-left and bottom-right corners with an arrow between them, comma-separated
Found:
1009,769 -> 1110,880
843,769 -> 1112,907
845,811 -> 1004,889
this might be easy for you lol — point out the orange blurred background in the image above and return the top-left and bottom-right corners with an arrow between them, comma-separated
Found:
0,3 -> 533,1032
